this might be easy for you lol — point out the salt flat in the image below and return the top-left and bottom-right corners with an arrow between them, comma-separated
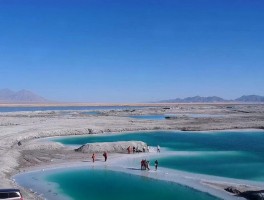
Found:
0,104 -> 264,199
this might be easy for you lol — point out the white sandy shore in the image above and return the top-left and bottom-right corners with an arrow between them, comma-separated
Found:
0,104 -> 264,199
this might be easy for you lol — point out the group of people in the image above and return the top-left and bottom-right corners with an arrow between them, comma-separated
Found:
90,145 -> 160,171
91,151 -> 108,162
141,159 -> 159,171
128,145 -> 160,154
127,145 -> 153,154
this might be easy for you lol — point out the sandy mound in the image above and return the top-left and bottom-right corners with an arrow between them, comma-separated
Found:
75,141 -> 147,153
22,142 -> 64,151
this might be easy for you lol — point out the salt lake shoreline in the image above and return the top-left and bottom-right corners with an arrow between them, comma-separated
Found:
13,150 -> 248,200
14,133 -> 264,200
0,104 -> 264,199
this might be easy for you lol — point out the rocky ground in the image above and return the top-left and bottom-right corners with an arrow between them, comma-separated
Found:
0,103 -> 264,199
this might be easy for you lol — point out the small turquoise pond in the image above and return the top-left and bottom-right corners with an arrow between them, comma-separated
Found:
15,168 -> 219,200
81,111 -> 100,115
129,115 -> 165,120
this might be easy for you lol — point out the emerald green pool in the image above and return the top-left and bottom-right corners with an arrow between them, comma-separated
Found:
154,151 -> 264,181
52,131 -> 264,181
15,168 -> 220,200
46,169 -> 219,200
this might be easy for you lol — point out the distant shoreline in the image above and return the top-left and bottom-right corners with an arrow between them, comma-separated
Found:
0,102 -> 261,107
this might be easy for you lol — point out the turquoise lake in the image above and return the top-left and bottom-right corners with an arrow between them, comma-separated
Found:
53,131 -> 264,181
15,167 -> 221,200
46,169 -> 219,200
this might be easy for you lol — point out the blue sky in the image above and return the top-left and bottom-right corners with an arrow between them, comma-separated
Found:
0,0 -> 263,102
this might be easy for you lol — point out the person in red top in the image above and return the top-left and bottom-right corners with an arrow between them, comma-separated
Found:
103,152 -> 108,162
127,146 -> 131,154
92,153 -> 95,162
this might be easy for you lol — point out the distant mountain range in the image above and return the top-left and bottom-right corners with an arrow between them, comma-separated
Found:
0,89 -> 48,103
235,95 -> 264,102
159,95 -> 264,103
1,89 -> 263,103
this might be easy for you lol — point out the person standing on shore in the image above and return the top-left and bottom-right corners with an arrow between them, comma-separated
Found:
103,152 -> 108,162
146,161 -> 150,170
141,159 -> 145,170
127,146 -> 131,154
155,160 -> 159,170
92,153 -> 95,162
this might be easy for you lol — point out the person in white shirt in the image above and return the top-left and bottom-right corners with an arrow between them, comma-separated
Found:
157,145 -> 160,153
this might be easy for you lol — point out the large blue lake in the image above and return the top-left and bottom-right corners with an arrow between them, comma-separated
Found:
53,130 -> 264,181
0,106 -> 147,113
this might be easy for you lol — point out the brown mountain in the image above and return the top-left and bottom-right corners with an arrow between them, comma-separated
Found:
0,89 -> 48,103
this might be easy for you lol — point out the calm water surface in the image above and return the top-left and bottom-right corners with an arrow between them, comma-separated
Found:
129,115 -> 165,120
53,131 -> 264,181
39,169 -> 218,200
48,169 -> 219,200
0,106 -> 147,113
